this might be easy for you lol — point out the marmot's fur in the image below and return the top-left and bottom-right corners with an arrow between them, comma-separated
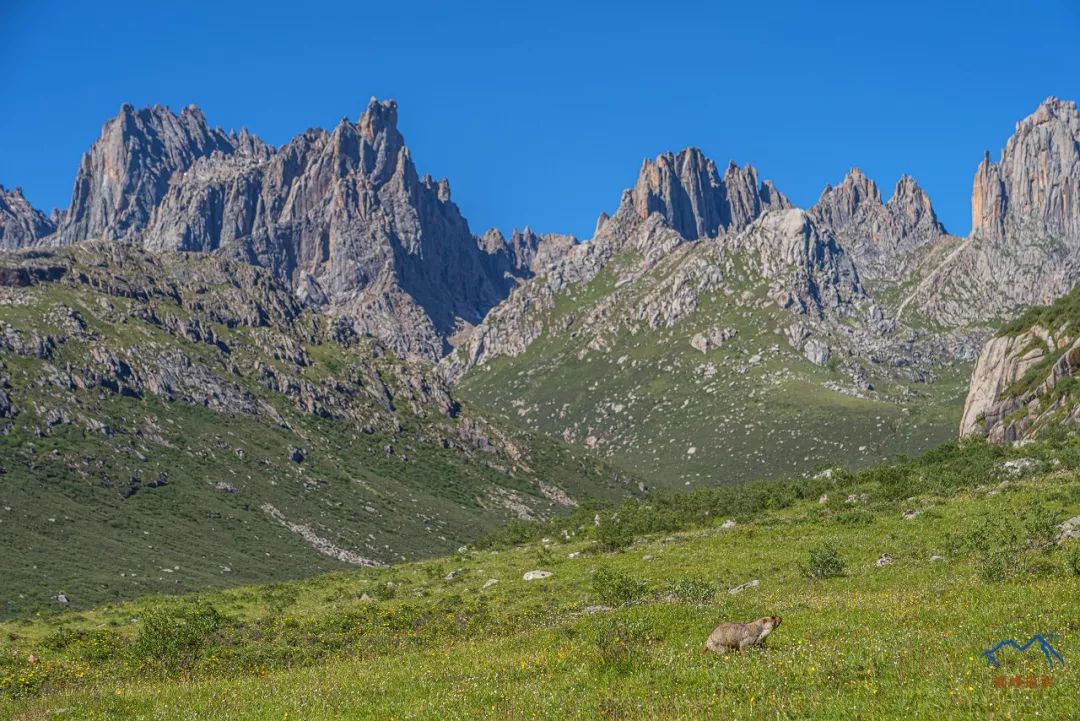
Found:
704,616 -> 782,655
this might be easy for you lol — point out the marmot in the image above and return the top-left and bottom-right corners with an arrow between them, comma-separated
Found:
704,616 -> 782,655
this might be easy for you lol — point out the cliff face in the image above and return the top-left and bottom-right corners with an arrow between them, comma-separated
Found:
960,283 -> 1080,442
913,98 -> 1080,325
971,98 -> 1080,244
0,186 -> 56,250
57,104 -> 263,244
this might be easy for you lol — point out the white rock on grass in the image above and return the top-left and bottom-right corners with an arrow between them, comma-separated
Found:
728,579 -> 759,595
1058,515 -> 1080,544
522,570 -> 553,581
482,579 -> 499,589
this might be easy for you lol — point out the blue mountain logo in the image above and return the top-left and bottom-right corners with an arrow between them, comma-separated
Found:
981,634 -> 1064,669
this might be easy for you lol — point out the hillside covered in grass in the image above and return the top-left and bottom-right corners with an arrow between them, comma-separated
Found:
457,235 -> 972,489
3,436 -> 1078,720
0,245 -> 636,616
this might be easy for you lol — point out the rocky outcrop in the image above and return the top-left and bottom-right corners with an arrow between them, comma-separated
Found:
506,228 -> 576,275
735,209 -> 863,317
0,186 -> 55,249
57,104 -> 267,244
809,169 -> 947,280
961,312 -> 1080,442
631,148 -> 790,240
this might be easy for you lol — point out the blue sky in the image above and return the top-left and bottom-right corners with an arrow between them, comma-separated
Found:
2,0 -> 1078,239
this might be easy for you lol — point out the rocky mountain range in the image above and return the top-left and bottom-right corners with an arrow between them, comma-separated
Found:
807,169 -> 948,282
907,98 -> 1080,325
0,185 -> 57,250
11,97 -> 1080,359
5,96 -> 1080,483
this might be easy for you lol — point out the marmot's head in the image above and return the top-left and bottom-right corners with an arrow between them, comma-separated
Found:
760,616 -> 782,630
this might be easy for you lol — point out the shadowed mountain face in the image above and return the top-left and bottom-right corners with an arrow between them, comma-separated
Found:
0,244 -> 635,613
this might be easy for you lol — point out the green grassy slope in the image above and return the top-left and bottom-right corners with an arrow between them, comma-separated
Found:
3,437 -> 1078,720
459,247 -> 970,489
0,246 -> 635,616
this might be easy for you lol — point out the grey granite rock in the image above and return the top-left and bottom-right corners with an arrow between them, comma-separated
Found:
631,148 -> 790,240
0,186 -> 55,249
809,169 -> 947,281
57,104 -> 268,244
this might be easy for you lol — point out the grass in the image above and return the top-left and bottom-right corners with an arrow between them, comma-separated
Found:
2,436 -> 1078,719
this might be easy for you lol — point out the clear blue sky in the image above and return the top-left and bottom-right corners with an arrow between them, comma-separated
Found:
2,0 -> 1078,239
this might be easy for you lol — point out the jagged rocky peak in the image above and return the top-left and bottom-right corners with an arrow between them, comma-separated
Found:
477,228 -> 506,255
508,227 -> 576,275
809,168 -> 946,281
810,168 -> 881,229
0,185 -> 56,250
57,102 -> 271,244
971,97 -> 1080,244
887,174 -> 942,230
134,97 -> 521,360
629,147 -> 789,240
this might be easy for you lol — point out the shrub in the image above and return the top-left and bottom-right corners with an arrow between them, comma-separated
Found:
130,602 -> 223,668
534,544 -> 555,566
977,551 -> 1012,583
665,578 -> 717,605
592,567 -> 648,606
1066,545 -> 1080,576
595,515 -> 636,552
1024,505 -> 1061,551
588,617 -> 653,674
801,543 -> 846,580
261,584 -> 300,613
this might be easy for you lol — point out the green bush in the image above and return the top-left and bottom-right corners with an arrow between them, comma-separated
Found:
1066,545 -> 1080,576
534,544 -> 555,566
588,617 -> 654,674
665,578 -> 717,605
130,602 -> 224,668
1024,505 -> 1061,551
801,543 -> 846,580
595,515 -> 636,552
977,551 -> 1012,583
592,567 -> 648,606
